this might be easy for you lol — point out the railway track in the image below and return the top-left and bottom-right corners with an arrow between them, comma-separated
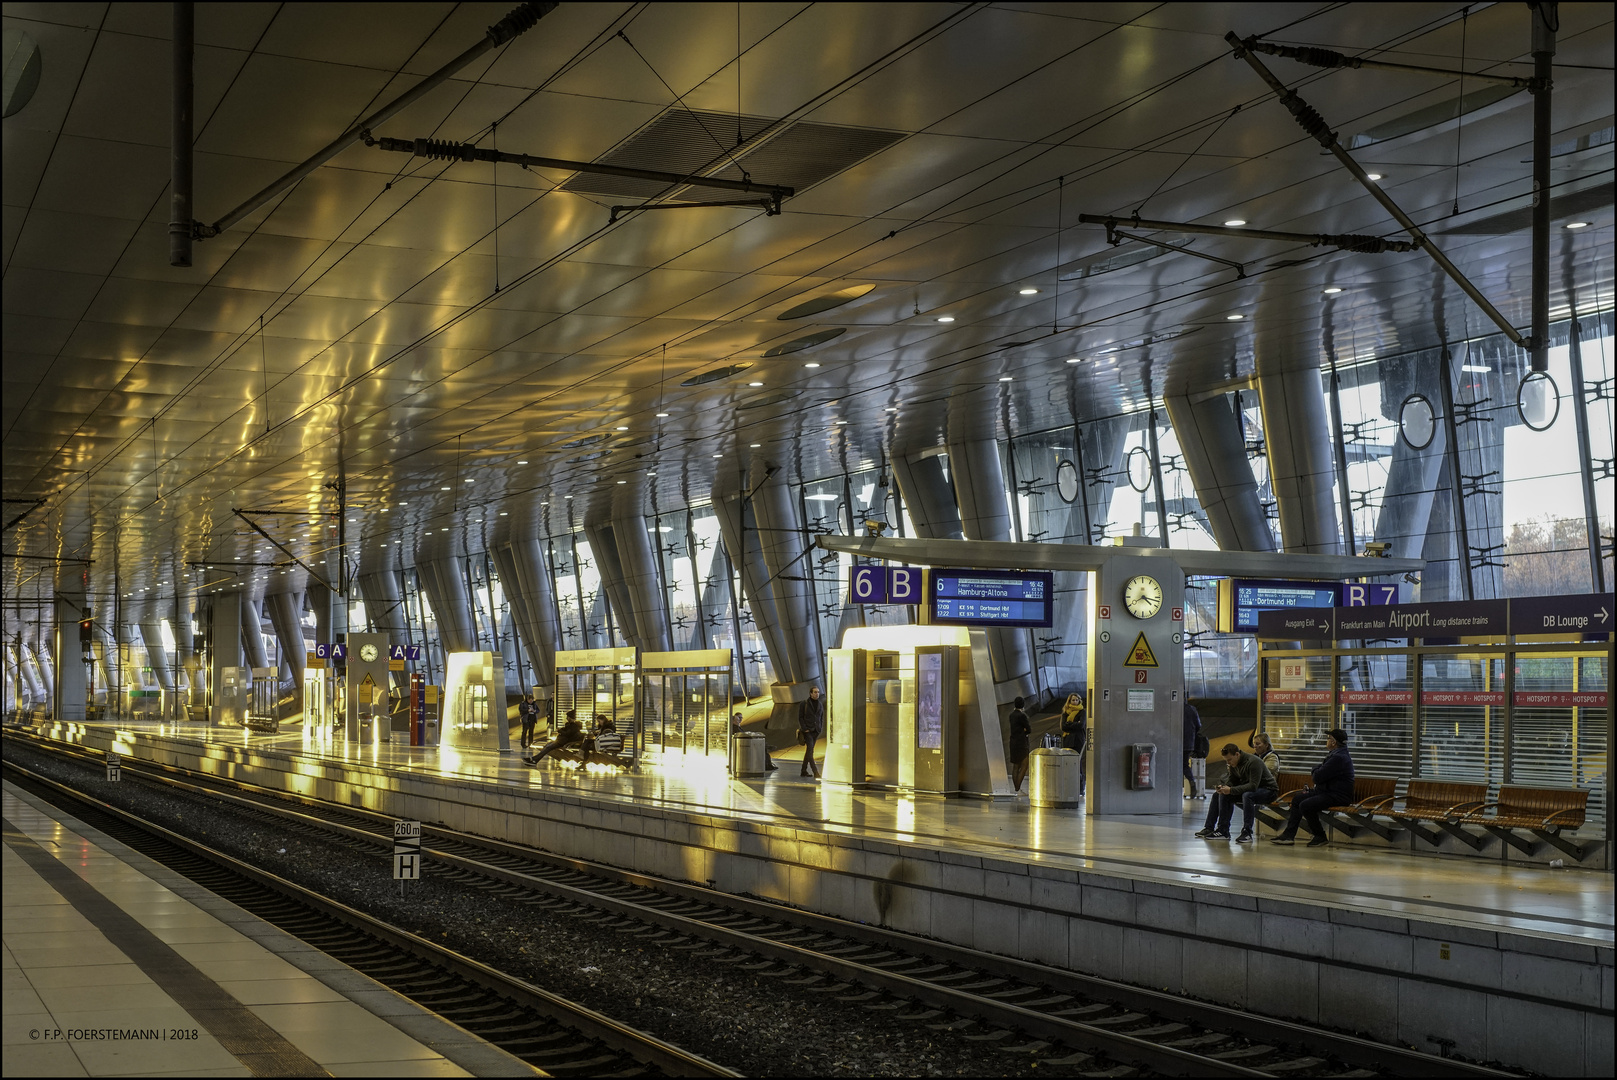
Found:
2,753 -> 733,1079
5,732 -> 1521,1078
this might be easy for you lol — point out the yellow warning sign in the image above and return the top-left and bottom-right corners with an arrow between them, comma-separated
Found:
360,672 -> 376,689
1125,632 -> 1159,668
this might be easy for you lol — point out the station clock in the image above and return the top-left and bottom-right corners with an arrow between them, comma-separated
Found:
359,642 -> 380,663
1122,575 -> 1163,619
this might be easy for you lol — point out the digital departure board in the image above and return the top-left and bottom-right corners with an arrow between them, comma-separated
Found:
929,569 -> 1055,628
1217,578 -> 1340,633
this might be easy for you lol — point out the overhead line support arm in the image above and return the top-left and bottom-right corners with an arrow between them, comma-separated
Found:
1224,32 -> 1527,349
1079,213 -> 1419,254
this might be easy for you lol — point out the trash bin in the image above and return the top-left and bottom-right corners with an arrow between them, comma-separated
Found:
1028,747 -> 1082,808
731,731 -> 766,777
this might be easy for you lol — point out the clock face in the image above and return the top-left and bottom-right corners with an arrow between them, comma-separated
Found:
1123,575 -> 1163,619
359,643 -> 379,663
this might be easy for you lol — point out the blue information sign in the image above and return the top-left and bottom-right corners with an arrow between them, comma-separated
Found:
1224,579 -> 1340,632
850,566 -> 921,605
928,569 -> 1054,628
887,566 -> 921,604
851,565 -> 887,604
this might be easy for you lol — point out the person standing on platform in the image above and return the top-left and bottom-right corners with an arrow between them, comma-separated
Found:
798,686 -> 824,779
525,709 -> 584,769
732,711 -> 778,772
518,693 -> 539,750
1182,701 -> 1204,799
1271,728 -> 1354,847
1060,692 -> 1088,797
1008,696 -> 1032,793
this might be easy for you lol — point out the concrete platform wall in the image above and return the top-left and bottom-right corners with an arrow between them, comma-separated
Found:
25,722 -> 1614,1077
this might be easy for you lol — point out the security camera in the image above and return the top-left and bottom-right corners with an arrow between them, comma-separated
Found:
1361,541 -> 1391,557
864,520 -> 889,537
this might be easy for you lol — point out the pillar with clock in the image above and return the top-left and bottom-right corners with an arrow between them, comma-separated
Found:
1086,548 -> 1186,815
345,632 -> 391,743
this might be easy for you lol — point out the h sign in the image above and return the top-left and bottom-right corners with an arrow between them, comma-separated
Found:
851,565 -> 888,604
887,566 -> 920,604
1343,583 -> 1399,607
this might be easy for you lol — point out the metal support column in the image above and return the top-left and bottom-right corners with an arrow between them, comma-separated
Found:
947,438 -> 1036,700
1566,303 -> 1606,592
613,514 -> 672,652
419,558 -> 476,652
1163,389 -> 1273,551
1528,3 -> 1557,371
750,472 -> 824,693
1437,349 -> 1476,600
892,454 -> 963,539
1255,355 -> 1342,553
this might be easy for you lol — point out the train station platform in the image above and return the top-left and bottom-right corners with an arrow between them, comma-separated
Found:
2,776 -> 539,1078
8,716 -> 1615,1075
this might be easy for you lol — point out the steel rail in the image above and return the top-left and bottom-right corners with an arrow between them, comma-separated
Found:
1,755 -> 736,1079
12,732 -> 1520,1080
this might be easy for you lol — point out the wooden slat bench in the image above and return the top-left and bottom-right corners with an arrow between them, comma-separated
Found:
1357,779 -> 1490,850
1464,786 -> 1592,861
1321,776 -> 1400,840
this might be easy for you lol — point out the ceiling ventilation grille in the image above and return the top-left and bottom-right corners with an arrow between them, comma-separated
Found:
560,109 -> 903,202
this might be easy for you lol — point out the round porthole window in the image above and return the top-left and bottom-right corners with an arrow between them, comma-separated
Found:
3,29 -> 43,119
1398,393 -> 1436,450
1126,446 -> 1154,492
1517,371 -> 1560,431
1056,459 -> 1080,503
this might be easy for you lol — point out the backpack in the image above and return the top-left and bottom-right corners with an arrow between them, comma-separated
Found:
1192,732 -> 1210,759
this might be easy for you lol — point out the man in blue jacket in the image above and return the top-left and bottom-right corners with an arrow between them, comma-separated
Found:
1270,728 -> 1354,848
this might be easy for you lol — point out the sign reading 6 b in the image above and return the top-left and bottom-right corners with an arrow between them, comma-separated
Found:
850,566 -> 919,605
851,566 -> 888,604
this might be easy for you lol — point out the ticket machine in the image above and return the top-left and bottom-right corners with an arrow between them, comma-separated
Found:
825,626 -> 1005,797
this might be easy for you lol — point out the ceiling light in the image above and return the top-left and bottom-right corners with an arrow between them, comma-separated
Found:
999,376 -> 1013,382
1461,364 -> 1491,373
713,453 -> 723,458
1365,173 -> 1383,181
747,381 -> 764,387
440,527 -> 448,532
1019,287 -> 1040,295
884,407 -> 898,412
399,501 -> 408,505
615,425 -> 628,430
647,471 -> 657,477
564,495 -> 573,499
617,479 -> 627,485
804,362 -> 820,369
1066,357 -> 1083,364
1226,314 -> 1244,321
1323,287 -> 1343,295
936,316 -> 955,323
655,412 -> 670,418
834,419 -> 848,425
379,507 -> 389,513
1223,219 -> 1247,227
1565,221 -> 1590,229
517,460 -> 528,465
464,478 -> 474,484
441,486 -> 451,490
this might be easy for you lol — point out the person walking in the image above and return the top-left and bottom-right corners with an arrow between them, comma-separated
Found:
518,693 -> 539,749
1271,728 -> 1354,847
798,686 -> 824,778
1195,743 -> 1278,841
1182,701 -> 1204,799
1008,696 -> 1032,793
1060,692 -> 1088,797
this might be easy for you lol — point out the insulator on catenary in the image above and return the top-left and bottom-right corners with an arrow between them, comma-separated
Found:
413,138 -> 476,161
486,2 -> 553,46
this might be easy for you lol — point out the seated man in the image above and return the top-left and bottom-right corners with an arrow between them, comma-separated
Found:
1195,742 -> 1278,842
525,709 -> 584,768
1271,728 -> 1354,848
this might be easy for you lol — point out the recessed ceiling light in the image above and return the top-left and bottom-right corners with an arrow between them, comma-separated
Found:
750,443 -> 761,448
804,362 -> 820,368
617,479 -> 627,485
835,420 -> 848,425
1365,173 -> 1383,181
1066,357 -> 1083,364
499,511 -> 508,516
936,316 -> 955,323
1322,287 -> 1343,295
1226,314 -> 1244,321
440,527 -> 448,532
464,478 -> 474,484
747,381 -> 764,387
1019,287 -> 1040,295
655,412 -> 670,418
379,507 -> 389,512
1223,219 -> 1247,227
564,494 -> 573,499
713,453 -> 723,458
517,460 -> 528,464
399,501 -> 408,505
999,376 -> 1013,382
884,407 -> 898,412
615,425 -> 628,430
647,471 -> 657,477
441,486 -> 451,490
1565,221 -> 1590,229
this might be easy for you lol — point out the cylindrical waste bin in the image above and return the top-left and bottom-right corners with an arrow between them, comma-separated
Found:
1028,747 -> 1082,808
730,730 -> 766,776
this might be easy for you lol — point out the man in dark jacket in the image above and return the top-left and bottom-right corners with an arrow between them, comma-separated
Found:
1195,744 -> 1277,841
518,693 -> 540,749
1271,728 -> 1354,847
798,686 -> 824,778
525,709 -> 584,770
1182,702 -> 1203,798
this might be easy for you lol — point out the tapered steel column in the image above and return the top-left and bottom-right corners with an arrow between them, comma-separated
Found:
892,454 -> 963,539
710,486 -> 793,684
613,516 -> 672,652
1163,390 -> 1273,550
266,590 -> 306,715
1374,428 -> 1447,559
582,522 -> 636,648
1255,355 -> 1342,553
495,540 -> 562,694
139,622 -> 174,692
751,473 -> 823,691
419,559 -> 476,653
947,438 -> 1036,700
239,597 -> 270,669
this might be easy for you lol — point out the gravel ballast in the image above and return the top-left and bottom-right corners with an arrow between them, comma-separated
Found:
6,740 -> 1109,1078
